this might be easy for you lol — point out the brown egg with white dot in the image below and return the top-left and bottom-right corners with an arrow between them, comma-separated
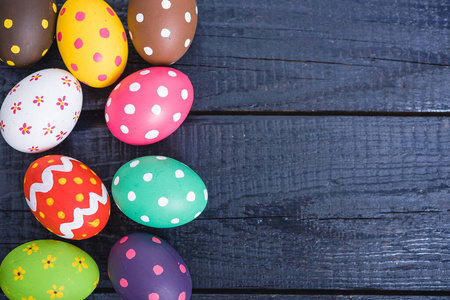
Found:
128,0 -> 198,66
0,0 -> 57,67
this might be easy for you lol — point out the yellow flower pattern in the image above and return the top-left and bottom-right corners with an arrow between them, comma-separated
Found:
22,243 -> 39,255
47,285 -> 64,299
22,297 -> 36,300
42,255 -> 57,269
72,257 -> 88,272
13,267 -> 25,281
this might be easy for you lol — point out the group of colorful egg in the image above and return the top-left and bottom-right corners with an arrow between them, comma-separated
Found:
0,0 -> 204,299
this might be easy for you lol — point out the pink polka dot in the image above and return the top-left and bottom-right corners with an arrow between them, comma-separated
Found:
57,32 -> 62,41
60,8 -> 66,16
98,74 -> 107,81
122,32 -> 127,42
178,292 -> 186,300
148,293 -> 160,300
115,56 -> 122,67
152,237 -> 161,244
74,38 -> 83,49
71,63 -> 78,71
100,28 -> 110,38
75,11 -> 85,21
93,52 -> 103,62
179,264 -> 187,273
107,7 -> 115,16
120,236 -> 128,243
120,278 -> 128,288
126,249 -> 136,259
153,265 -> 164,275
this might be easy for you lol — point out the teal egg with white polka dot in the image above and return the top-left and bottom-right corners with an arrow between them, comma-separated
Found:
112,156 -> 208,228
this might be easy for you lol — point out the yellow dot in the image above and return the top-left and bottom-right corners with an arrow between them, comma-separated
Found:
42,49 -> 48,56
80,164 -> 88,170
46,198 -> 54,206
82,234 -> 87,238
90,178 -> 97,185
32,163 -> 39,168
58,178 -> 67,185
4,19 -> 12,28
57,211 -> 65,219
42,19 -> 48,29
91,169 -> 97,176
0,58 -> 3,62
39,211 -> 45,219
76,193 -> 84,202
11,45 -> 20,54
48,159 -> 55,163
23,177 -> 26,184
74,177 -> 83,184
47,227 -> 54,233
53,3 -> 57,13
6,60 -> 14,66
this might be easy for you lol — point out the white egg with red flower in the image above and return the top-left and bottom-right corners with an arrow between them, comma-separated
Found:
105,67 -> 193,145
0,68 -> 83,153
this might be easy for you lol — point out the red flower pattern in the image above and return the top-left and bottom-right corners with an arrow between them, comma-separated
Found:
73,111 -> 80,122
56,131 -> 67,141
29,146 -> 39,152
33,96 -> 44,106
61,76 -> 71,87
11,102 -> 21,114
9,84 -> 20,95
19,123 -> 32,135
43,123 -> 55,135
74,81 -> 81,92
30,74 -> 42,81
0,120 -> 5,132
56,96 -> 68,110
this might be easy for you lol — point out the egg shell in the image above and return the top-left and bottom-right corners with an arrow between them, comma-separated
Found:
112,156 -> 207,228
56,0 -> 128,88
0,239 -> 99,300
23,155 -> 111,240
108,232 -> 192,300
0,0 -> 57,67
0,68 -> 83,153
105,67 -> 194,145
128,0 -> 198,65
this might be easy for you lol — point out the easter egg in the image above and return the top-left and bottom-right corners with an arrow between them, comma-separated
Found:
23,155 -> 111,240
128,0 -> 198,65
112,156 -> 207,228
105,67 -> 194,145
0,68 -> 83,153
0,240 -> 99,300
108,232 -> 192,300
56,0 -> 128,88
0,0 -> 57,67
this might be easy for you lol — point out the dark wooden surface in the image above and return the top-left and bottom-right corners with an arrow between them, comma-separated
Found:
1,0 -> 450,299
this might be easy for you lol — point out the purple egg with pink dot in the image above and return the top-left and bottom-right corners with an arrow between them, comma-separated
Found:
108,232 -> 192,300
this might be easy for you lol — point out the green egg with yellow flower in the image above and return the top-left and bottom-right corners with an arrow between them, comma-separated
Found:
0,240 -> 99,300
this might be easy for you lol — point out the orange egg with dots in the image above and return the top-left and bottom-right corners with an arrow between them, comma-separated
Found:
23,155 -> 111,240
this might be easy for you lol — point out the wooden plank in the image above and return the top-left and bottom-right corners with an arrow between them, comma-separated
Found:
1,0 -> 449,113
1,115 -> 450,291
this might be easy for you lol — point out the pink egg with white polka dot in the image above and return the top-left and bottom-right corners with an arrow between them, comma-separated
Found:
105,67 -> 194,145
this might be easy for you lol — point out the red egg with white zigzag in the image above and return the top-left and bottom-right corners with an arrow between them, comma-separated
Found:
23,155 -> 111,240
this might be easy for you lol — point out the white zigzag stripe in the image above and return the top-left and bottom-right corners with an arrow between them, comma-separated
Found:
25,156 -> 76,212
59,183 -> 109,239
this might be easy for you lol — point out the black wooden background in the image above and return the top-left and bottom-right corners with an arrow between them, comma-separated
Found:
1,0 -> 450,299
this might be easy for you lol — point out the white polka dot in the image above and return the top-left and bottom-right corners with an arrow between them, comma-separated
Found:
143,173 -> 153,182
184,39 -> 191,48
105,113 -> 109,122
157,86 -> 168,98
161,28 -> 171,38
156,156 -> 167,160
140,69 -> 150,75
114,176 -> 120,185
128,191 -> 136,201
107,98 -> 112,106
124,104 -> 136,114
204,189 -> 208,200
130,160 -> 140,167
161,0 -> 171,9
141,215 -> 150,222
194,211 -> 202,218
145,130 -> 159,139
168,71 -> 177,77
114,83 -> 121,90
181,89 -> 188,100
173,113 -> 181,122
129,30 -> 133,40
144,47 -> 153,56
129,82 -> 141,92
185,12 -> 191,23
121,125 -> 129,134
186,191 -> 196,202
171,218 -> 180,224
196,6 -> 198,14
151,105 -> 162,115
158,197 -> 169,207
175,170 -> 184,178
136,13 -> 144,22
